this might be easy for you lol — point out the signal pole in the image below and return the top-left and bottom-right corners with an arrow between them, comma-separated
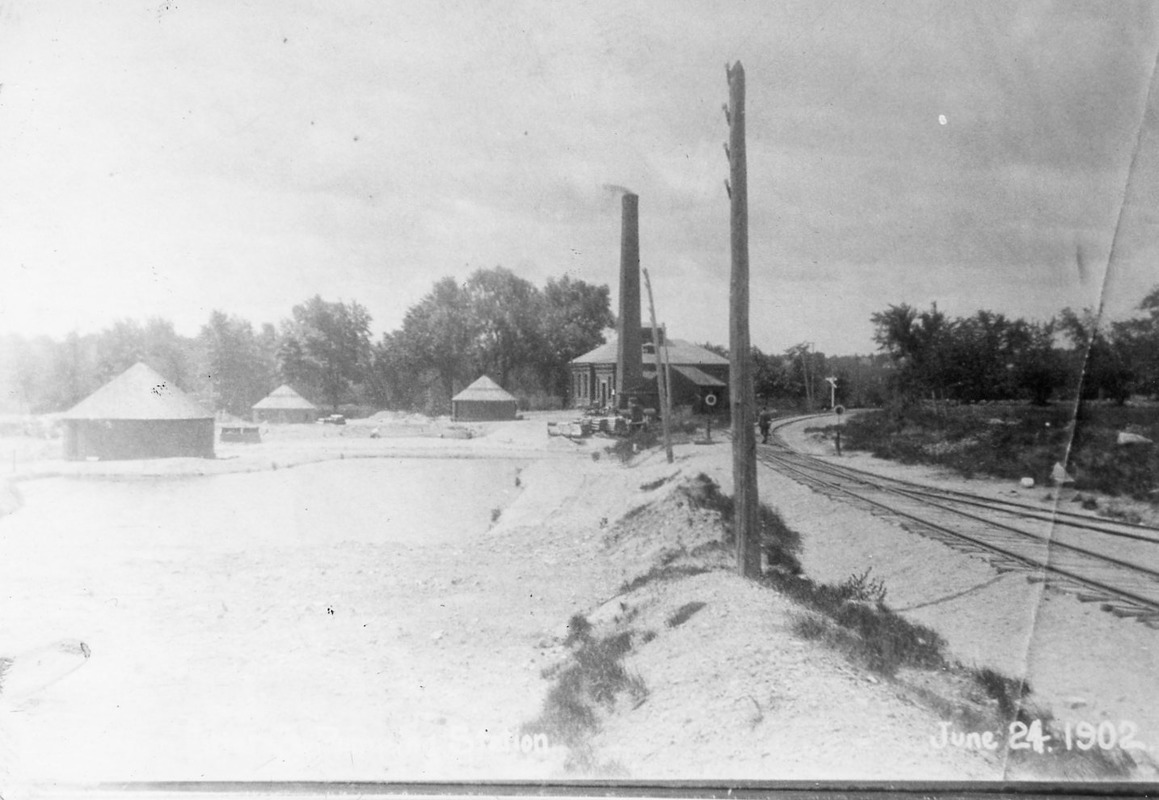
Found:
643,268 -> 674,464
725,61 -> 761,579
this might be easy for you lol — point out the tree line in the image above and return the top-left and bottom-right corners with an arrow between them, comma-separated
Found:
5,276 -> 1157,418
703,284 -> 1159,412
867,286 -> 1159,407
699,341 -> 890,412
0,267 -> 613,418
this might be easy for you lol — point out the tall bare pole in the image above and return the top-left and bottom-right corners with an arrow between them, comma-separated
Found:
725,61 -> 761,578
661,323 -> 675,434
643,268 -> 674,464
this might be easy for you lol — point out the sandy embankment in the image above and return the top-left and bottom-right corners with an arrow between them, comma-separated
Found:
0,412 -> 1154,784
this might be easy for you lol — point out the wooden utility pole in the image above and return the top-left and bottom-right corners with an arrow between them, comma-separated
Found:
725,61 -> 761,578
643,268 -> 674,464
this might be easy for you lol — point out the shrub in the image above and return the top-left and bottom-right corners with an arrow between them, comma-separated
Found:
839,405 -> 1159,502
837,568 -> 888,606
606,426 -> 661,463
769,571 -> 946,677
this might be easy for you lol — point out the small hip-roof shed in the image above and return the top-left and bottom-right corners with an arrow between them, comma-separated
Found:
252,384 -> 318,424
60,362 -> 215,460
452,376 -> 518,421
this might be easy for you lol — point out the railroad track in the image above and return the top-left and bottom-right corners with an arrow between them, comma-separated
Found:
754,415 -> 1159,629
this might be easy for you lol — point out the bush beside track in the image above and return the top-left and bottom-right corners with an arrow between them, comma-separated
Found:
826,403 -> 1159,502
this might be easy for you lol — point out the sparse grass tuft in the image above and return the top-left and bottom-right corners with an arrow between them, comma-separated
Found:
490,507 -> 501,523
563,613 -> 593,647
791,612 -> 831,641
640,472 -> 680,492
618,563 -> 709,595
621,503 -> 649,523
665,601 -> 707,628
573,630 -> 634,706
972,666 -> 1029,720
524,628 -> 648,766
526,668 -> 598,747
625,670 -> 649,707
770,571 -> 944,677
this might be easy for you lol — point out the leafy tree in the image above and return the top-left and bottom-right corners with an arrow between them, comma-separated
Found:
199,311 -> 277,418
464,267 -> 545,388
827,354 -> 890,408
699,342 -> 729,359
1111,285 -> 1159,399
784,342 -> 828,409
383,269 -> 613,411
279,296 -> 373,411
871,303 -> 951,403
391,277 -> 478,410
44,332 -> 97,411
1059,306 -> 1132,404
696,343 -> 793,405
540,275 -> 614,397
752,346 -> 791,402
94,317 -> 198,390
368,331 -> 439,411
1,334 -> 58,413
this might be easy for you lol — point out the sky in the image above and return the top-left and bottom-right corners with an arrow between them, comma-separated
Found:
1,0 -> 1157,356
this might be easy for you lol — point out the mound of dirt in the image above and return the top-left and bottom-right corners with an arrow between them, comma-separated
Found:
600,482 -> 728,574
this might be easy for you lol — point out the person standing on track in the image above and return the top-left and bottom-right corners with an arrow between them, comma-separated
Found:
758,405 -> 773,444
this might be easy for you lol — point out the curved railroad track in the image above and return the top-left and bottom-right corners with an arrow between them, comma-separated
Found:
756,415 -> 1159,629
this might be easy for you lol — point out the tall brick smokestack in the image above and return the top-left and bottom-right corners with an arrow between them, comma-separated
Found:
615,192 -> 641,408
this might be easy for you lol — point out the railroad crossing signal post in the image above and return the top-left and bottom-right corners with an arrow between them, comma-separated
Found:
834,405 -> 845,456
825,376 -> 838,409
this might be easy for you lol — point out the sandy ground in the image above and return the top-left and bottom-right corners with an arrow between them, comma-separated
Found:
0,411 -> 1154,790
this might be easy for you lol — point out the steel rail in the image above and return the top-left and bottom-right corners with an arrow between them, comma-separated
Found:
762,447 -> 1159,583
768,446 -> 1159,549
756,447 -> 1159,617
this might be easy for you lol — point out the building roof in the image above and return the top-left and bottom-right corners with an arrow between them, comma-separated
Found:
62,362 -> 212,421
671,365 -> 727,387
570,336 -> 729,367
252,384 -> 317,411
452,375 -> 517,402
